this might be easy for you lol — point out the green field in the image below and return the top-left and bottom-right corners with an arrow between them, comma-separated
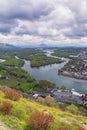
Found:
0,79 -> 19,88
52,51 -> 72,58
18,83 -> 36,91
0,66 -> 34,89
30,54 -> 63,67
0,58 -> 24,67
52,48 -> 81,58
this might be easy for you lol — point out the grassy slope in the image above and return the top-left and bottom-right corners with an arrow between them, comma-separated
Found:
0,86 -> 87,130
0,120 -> 12,130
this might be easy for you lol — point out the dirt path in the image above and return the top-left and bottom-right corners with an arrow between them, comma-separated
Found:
0,120 -> 12,130
82,124 -> 87,130
60,118 -> 87,130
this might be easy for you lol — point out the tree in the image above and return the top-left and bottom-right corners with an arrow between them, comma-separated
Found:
39,80 -> 55,89
27,110 -> 54,130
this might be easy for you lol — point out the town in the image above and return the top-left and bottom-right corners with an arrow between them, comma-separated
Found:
27,87 -> 87,105
59,51 -> 87,80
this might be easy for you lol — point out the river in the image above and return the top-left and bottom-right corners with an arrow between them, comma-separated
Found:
22,50 -> 87,94
0,59 -> 5,63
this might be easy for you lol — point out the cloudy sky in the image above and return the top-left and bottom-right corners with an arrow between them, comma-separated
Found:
0,0 -> 87,46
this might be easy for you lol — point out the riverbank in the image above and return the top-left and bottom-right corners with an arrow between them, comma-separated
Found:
58,56 -> 87,81
0,57 -> 34,89
59,75 -> 87,84
1,49 -> 87,94
22,55 -> 87,94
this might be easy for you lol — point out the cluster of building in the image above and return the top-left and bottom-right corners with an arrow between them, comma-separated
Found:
60,51 -> 87,80
29,88 -> 87,105
79,51 -> 87,62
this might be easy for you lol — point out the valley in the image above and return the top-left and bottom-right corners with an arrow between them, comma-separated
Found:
0,46 -> 87,130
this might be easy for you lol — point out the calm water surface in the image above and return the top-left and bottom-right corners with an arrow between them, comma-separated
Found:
22,51 -> 87,94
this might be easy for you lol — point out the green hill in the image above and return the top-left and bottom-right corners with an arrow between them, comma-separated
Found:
0,43 -> 18,50
0,85 -> 87,130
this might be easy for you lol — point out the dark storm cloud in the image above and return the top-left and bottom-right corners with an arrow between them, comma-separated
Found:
65,24 -> 87,39
0,0 -> 52,21
0,0 -> 52,34
0,0 -> 87,45
0,19 -> 18,34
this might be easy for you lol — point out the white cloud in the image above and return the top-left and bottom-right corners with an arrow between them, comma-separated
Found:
0,0 -> 87,46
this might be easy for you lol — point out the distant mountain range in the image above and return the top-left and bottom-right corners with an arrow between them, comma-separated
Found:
16,43 -> 48,48
0,43 -> 48,49
39,44 -> 47,48
0,43 -> 19,50
0,43 -> 86,50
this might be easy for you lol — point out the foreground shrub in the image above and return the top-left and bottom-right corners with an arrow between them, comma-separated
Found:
4,88 -> 20,101
27,110 -> 54,130
0,101 -> 13,114
45,95 -> 57,107
37,97 -> 45,104
77,127 -> 86,130
66,104 -> 79,115
59,103 -> 66,111
56,126 -> 71,130
37,96 -> 57,107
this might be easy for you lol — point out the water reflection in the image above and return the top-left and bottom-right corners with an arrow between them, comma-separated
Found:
22,51 -> 87,94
